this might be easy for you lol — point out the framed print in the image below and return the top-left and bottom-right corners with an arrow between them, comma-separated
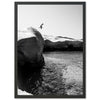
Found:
15,2 -> 86,98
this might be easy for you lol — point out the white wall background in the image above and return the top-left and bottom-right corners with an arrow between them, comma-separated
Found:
0,0 -> 100,100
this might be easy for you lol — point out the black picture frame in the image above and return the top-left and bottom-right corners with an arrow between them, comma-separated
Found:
15,1 -> 86,98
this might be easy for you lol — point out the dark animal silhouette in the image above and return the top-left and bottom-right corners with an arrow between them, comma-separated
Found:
39,23 -> 44,29
17,27 -> 45,91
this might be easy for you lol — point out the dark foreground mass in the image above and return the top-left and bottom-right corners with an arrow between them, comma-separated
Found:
18,52 -> 83,96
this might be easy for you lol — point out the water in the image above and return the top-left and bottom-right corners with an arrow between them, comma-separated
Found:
44,51 -> 83,65
18,51 -> 83,96
43,51 -> 83,95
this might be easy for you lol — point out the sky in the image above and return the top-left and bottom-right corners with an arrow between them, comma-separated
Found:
18,5 -> 83,39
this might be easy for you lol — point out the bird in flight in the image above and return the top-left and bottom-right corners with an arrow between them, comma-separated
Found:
39,23 -> 44,29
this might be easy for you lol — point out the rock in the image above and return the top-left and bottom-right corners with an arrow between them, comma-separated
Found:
17,27 -> 45,92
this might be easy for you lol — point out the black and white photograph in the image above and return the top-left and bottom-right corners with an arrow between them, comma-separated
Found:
15,2 -> 86,98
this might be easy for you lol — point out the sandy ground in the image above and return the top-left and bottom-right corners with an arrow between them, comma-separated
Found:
18,53 -> 83,96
